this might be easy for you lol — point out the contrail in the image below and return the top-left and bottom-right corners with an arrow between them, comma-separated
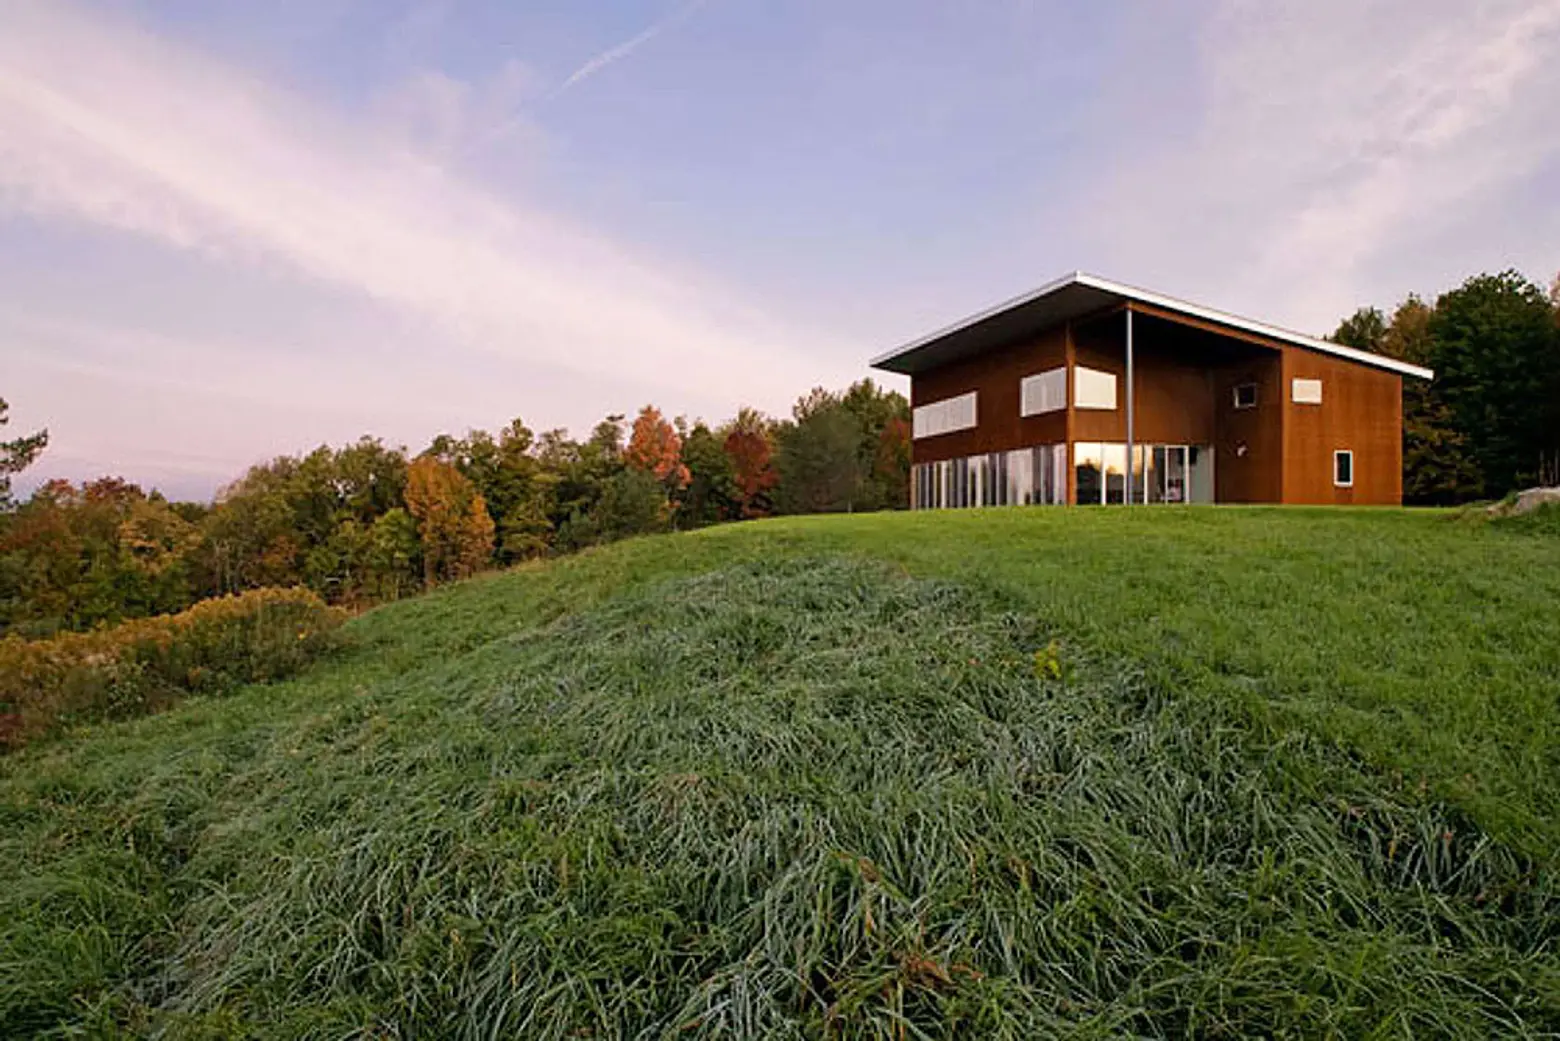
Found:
553,0 -> 709,96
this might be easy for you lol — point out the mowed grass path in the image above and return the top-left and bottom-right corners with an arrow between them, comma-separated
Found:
2,507 -> 1557,1036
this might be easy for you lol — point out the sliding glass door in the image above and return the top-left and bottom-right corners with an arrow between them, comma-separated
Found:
1076,443 -> 1202,504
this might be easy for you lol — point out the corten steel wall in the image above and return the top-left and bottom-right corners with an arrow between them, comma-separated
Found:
1211,352 -> 1285,503
1282,347 -> 1403,504
1070,314 -> 1217,446
906,304 -> 1408,505
910,325 -> 1068,465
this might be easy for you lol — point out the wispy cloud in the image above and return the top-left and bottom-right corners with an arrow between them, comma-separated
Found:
0,0 -> 829,412
1074,0 -> 1560,330
554,0 -> 709,96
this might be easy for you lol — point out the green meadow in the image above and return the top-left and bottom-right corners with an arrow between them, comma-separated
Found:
3,507 -> 1557,1037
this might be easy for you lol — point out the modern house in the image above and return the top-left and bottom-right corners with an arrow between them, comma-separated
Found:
871,273 -> 1433,507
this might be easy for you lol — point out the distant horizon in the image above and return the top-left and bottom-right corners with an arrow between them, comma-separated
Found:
6,0 -> 1558,500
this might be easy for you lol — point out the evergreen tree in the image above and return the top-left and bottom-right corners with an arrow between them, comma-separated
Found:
0,398 -> 47,510
775,392 -> 865,514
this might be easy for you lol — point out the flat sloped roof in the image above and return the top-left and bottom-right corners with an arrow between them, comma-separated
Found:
870,271 -> 1433,380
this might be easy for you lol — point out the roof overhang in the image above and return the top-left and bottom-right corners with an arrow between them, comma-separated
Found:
870,272 -> 1434,381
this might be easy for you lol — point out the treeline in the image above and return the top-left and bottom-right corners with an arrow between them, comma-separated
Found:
1332,269 -> 1560,504
0,381 -> 909,637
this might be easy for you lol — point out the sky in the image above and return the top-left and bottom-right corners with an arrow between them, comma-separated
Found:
3,0 -> 1558,500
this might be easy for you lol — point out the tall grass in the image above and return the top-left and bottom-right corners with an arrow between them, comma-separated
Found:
0,587 -> 347,751
3,560 -> 1553,1037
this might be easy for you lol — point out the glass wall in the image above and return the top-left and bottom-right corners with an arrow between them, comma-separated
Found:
915,443 -> 1213,508
912,445 -> 1065,509
1074,442 -> 1212,505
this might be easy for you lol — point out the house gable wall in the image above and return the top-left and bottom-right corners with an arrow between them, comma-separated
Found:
1281,347 -> 1403,505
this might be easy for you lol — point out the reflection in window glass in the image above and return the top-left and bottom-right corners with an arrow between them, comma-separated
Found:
913,445 -> 1068,509
1074,442 -> 1103,505
1103,443 -> 1127,504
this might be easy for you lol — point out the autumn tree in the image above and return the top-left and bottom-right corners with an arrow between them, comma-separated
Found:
0,478 -> 196,634
403,456 -> 494,588
873,414 -> 912,508
626,406 -> 690,489
722,411 -> 778,519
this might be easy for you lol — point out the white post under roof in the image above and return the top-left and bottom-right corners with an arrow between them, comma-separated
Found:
1125,307 -> 1135,505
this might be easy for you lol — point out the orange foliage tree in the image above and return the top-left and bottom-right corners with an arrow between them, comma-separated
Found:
874,415 -> 911,505
625,406 -> 690,489
723,427 -> 777,518
403,457 -> 495,588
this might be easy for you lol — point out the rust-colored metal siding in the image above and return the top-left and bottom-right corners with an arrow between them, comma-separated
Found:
1212,353 -> 1285,503
1281,347 -> 1403,504
1070,317 -> 1217,446
906,305 -> 1408,505
910,326 -> 1068,464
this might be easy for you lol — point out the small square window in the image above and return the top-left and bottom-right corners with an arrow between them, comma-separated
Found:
1333,450 -> 1353,487
1232,383 -> 1258,409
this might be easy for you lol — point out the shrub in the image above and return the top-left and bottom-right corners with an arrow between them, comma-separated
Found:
0,587 -> 347,751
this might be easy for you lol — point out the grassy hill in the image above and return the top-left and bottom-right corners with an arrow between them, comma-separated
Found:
3,507 -> 1557,1037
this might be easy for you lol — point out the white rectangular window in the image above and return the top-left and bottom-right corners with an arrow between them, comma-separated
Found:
1073,366 -> 1117,410
1291,378 -> 1323,405
1334,450 -> 1353,487
912,391 -> 978,440
1020,367 -> 1067,416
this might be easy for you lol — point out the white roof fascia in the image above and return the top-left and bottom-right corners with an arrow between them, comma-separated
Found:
1073,273 -> 1435,381
872,271 -> 1434,381
867,270 -> 1085,368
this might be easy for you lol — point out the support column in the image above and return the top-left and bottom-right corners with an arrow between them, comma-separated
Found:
1125,308 -> 1135,504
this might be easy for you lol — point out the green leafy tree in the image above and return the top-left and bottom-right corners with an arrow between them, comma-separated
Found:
366,508 -> 422,601
1331,308 -> 1389,354
775,390 -> 865,514
196,461 -> 307,595
839,379 -> 912,510
1428,271 -> 1560,496
0,398 -> 47,510
423,420 -> 555,564
676,421 -> 737,528
333,437 -> 409,524
593,468 -> 671,542
1333,299 -> 1484,504
1381,298 -> 1484,504
539,416 -> 626,541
